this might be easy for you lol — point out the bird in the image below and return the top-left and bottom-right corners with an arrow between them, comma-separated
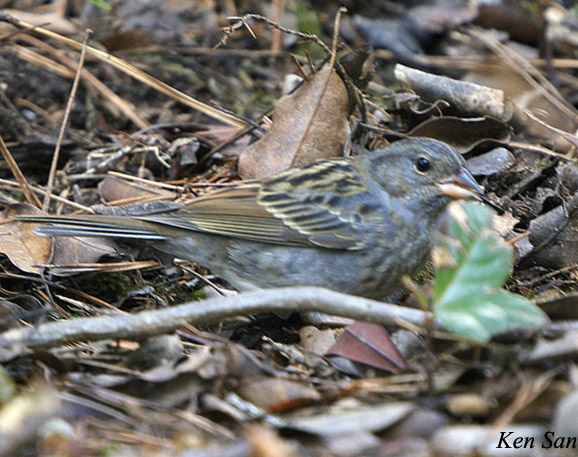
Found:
18,137 -> 483,300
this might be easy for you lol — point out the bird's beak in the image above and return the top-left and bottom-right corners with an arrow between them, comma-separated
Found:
437,167 -> 484,201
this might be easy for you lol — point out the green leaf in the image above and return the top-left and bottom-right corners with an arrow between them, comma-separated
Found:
433,202 -> 547,342
86,0 -> 111,11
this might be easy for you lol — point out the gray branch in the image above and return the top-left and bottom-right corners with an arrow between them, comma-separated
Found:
0,287 -> 430,356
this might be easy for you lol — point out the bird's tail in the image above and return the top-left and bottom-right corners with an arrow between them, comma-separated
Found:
15,214 -> 167,240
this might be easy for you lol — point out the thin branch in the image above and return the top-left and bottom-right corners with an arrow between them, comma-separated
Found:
217,13 -> 332,55
0,135 -> 42,208
0,179 -> 92,212
0,287 -> 431,355
43,29 -> 91,211
18,34 -> 149,129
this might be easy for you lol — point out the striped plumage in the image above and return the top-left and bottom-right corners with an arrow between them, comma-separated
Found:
18,138 -> 482,299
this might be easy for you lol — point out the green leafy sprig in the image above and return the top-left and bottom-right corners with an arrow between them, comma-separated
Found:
433,202 -> 547,342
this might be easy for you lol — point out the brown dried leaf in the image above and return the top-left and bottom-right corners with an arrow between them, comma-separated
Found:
238,67 -> 349,179
0,203 -> 53,274
535,292 -> 578,321
0,202 -> 117,275
2,9 -> 78,34
0,300 -> 25,333
238,377 -> 321,412
299,325 -> 336,355
98,175 -> 176,204
519,192 -> 578,270
0,295 -> 45,333
50,236 -> 117,273
245,424 -> 295,457
33,225 -> 117,276
327,321 -> 406,373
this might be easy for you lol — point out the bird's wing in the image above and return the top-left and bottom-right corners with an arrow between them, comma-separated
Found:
17,162 -> 374,249
139,184 -> 313,246
142,161 -> 372,249
258,160 -> 372,249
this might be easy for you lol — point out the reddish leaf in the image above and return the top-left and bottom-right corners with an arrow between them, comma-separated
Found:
327,322 -> 406,373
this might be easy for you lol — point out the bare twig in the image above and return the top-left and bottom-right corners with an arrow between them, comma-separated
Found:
18,34 -> 148,129
394,64 -> 509,120
217,13 -> 332,55
329,7 -> 346,68
508,141 -> 571,160
271,0 -> 285,53
43,29 -> 91,211
523,110 -> 578,150
0,179 -> 92,212
0,135 -> 42,208
0,287 -> 431,354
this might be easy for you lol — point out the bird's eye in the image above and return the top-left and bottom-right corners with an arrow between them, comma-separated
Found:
416,157 -> 431,172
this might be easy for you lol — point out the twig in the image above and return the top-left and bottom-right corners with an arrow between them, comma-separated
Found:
523,110 -> 578,150
394,64 -> 508,120
271,0 -> 285,53
329,7 -> 346,68
217,13 -> 332,55
43,29 -> 91,211
0,178 -> 92,212
0,135 -> 42,208
507,141 -> 571,160
0,287 -> 431,354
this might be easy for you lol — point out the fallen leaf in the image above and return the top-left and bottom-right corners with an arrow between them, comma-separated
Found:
327,321 -> 406,373
50,236 -> 117,273
520,191 -> 578,270
464,60 -> 578,148
0,203 -> 53,274
286,401 -> 416,436
465,147 -> 514,176
238,377 -> 321,412
238,67 -> 349,179
0,202 -> 117,275
98,175 -> 176,204
299,325 -> 336,355
2,9 -> 78,34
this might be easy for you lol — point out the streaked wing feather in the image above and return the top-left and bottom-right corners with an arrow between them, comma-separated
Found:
142,166 -> 368,250
257,161 -> 369,249
18,160 -> 371,250
139,184 -> 313,247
